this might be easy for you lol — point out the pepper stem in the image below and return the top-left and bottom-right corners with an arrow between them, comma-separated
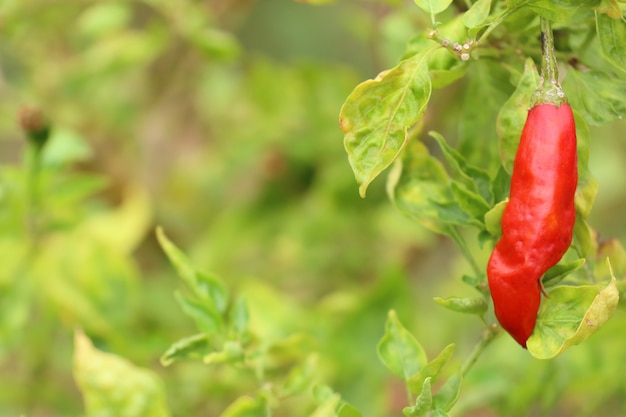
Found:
532,18 -> 567,107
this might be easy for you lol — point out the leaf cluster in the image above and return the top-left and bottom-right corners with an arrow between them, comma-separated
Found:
157,229 -> 363,417
340,0 -> 626,412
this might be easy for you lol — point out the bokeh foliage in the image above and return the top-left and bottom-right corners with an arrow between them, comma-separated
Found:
1,0 -> 626,416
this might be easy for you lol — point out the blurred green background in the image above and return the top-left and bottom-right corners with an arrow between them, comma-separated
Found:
1,1 -> 626,416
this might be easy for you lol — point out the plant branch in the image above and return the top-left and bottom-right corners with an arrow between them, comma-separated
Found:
426,1 -> 529,61
449,227 -> 482,278
26,145 -> 43,242
461,325 -> 499,376
476,2 -> 527,46
540,17 -> 559,85
426,29 -> 473,61
532,17 -> 567,106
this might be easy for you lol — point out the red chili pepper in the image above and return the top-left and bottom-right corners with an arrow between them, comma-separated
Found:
487,103 -> 578,347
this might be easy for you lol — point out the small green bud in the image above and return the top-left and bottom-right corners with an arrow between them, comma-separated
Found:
19,107 -> 51,149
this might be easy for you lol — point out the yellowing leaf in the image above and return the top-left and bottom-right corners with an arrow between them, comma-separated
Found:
527,274 -> 619,359
78,184 -> 152,254
34,238 -> 139,339
219,396 -> 266,417
340,46 -> 437,197
74,330 -> 171,417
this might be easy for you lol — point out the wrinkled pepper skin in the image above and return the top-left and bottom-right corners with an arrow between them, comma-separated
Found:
488,103 -> 578,347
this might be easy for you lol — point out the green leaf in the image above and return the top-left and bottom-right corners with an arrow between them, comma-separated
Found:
484,199 -> 507,237
461,274 -> 486,290
496,58 -> 540,173
563,69 -> 626,125
596,11 -> 626,72
430,131 -> 493,205
265,333 -> 315,369
340,45 -> 437,197
48,173 -> 108,208
77,3 -> 131,38
388,141 -> 474,235
527,276 -> 619,359
280,355 -> 319,397
429,59 -> 467,89
490,165 -> 511,204
188,28 -> 241,60
529,0 -> 602,23
197,271 -> 229,313
42,128 -> 93,166
403,377 -> 432,417
73,330 -> 171,417
149,1 -> 239,61
463,0 -> 492,28
377,310 -> 427,380
573,217 -> 597,259
80,30 -> 164,73
229,294 -> 250,338
219,396 -> 266,417
407,344 -> 456,394
337,403 -> 363,417
458,59 -> 512,172
542,259 -> 586,287
576,174 -> 599,222
158,229 -> 229,324
161,333 -> 212,366
433,296 -> 487,315
311,393 -> 341,417
413,0 -> 453,15
204,340 -> 244,365
432,369 -> 462,412
572,112 -> 598,219
310,387 -> 362,417
313,384 -> 336,404
449,181 -> 490,228
174,290 -> 223,334
156,227 -> 200,296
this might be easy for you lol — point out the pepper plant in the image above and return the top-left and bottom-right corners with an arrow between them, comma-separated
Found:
2,1 -> 626,416
340,0 -> 626,414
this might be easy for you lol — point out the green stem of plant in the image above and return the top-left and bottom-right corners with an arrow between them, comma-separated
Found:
450,227 -> 482,278
26,144 -> 43,242
532,17 -> 567,106
461,325 -> 498,376
476,0 -> 529,45
540,18 -> 558,83
20,142 -> 51,413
